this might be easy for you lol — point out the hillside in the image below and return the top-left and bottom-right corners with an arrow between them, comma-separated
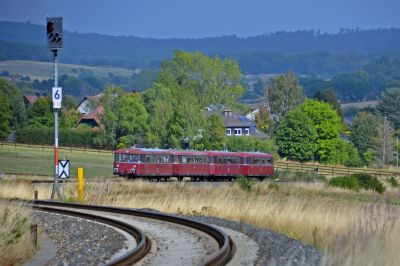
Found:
0,60 -> 138,81
1,21 -> 400,75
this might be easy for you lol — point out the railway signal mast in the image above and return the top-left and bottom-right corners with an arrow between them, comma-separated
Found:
47,17 -> 63,199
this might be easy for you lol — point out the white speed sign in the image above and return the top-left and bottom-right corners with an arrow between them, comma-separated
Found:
52,87 -> 62,109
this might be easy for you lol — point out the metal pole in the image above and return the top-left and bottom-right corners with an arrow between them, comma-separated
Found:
397,137 -> 399,167
51,50 -> 60,200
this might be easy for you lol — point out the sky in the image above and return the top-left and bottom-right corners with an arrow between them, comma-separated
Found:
0,0 -> 399,39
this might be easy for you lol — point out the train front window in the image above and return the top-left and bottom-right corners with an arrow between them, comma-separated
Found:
114,154 -> 121,162
117,154 -> 143,162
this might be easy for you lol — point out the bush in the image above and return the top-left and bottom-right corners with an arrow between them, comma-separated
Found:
329,173 -> 385,194
236,176 -> 255,192
15,127 -> 102,148
387,176 -> 399,187
329,175 -> 361,191
353,173 -> 385,194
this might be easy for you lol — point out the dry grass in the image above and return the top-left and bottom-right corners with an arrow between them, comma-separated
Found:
0,201 -> 35,266
1,179 -> 400,265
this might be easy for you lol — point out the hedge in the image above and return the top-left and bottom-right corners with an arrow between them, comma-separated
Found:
15,127 -> 101,148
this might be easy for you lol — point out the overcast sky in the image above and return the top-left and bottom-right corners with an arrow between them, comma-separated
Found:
0,0 -> 399,38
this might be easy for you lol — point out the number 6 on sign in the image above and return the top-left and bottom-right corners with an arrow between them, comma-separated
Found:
52,87 -> 62,109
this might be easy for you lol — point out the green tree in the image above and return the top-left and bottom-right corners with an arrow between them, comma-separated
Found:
94,85 -> 148,148
327,140 -> 363,167
0,92 -> 11,140
275,108 -> 317,161
145,51 -> 244,149
226,136 -> 277,154
0,78 -> 26,130
155,50 -> 244,110
269,71 -> 304,123
377,87 -> 400,130
313,89 -> 342,118
197,114 -> 226,150
350,112 -> 379,162
27,97 -> 54,128
300,100 -> 342,161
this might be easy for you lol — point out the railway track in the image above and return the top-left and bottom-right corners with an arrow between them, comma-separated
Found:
26,200 -> 235,266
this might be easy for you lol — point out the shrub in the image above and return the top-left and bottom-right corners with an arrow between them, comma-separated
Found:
329,175 -> 361,192
15,127 -> 101,148
353,173 -> 385,194
236,176 -> 255,192
329,173 -> 385,194
387,176 -> 399,187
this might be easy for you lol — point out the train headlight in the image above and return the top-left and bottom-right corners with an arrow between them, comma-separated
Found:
130,166 -> 136,173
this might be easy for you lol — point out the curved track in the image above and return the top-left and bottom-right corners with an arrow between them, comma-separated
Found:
28,202 -> 151,266
30,200 -> 235,266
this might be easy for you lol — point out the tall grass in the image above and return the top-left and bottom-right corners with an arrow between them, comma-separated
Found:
0,201 -> 35,265
1,179 -> 400,265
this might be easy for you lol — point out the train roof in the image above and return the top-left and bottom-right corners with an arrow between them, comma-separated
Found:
115,148 -> 272,157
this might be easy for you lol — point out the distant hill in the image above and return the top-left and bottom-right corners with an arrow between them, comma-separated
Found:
0,60 -> 137,81
2,21 -> 400,75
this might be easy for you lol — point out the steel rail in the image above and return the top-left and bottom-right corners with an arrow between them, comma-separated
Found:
31,200 -> 235,266
27,203 -> 151,266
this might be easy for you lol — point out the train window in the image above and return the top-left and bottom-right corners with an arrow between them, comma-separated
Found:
207,157 -> 214,163
249,157 -> 270,165
145,155 -> 153,163
114,154 -> 121,162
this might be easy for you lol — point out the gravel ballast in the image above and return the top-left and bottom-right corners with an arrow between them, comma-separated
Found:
34,212 -> 128,266
34,208 -> 321,266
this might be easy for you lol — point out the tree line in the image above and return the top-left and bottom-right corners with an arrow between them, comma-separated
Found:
0,51 -> 399,168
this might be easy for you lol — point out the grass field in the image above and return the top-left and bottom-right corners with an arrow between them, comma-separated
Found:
0,145 -> 113,178
1,180 -> 399,265
0,60 -> 137,81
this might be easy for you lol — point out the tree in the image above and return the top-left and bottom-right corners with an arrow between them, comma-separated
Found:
300,99 -> 342,162
269,71 -> 304,123
275,108 -> 317,161
157,51 -> 244,110
27,97 -> 54,128
0,78 -> 26,130
313,89 -> 342,118
373,117 -> 395,167
0,92 -> 11,140
349,112 -> 379,162
255,106 -> 273,134
377,87 -> 400,130
145,51 -> 245,149
94,85 -> 148,148
331,71 -> 373,101
197,114 -> 226,151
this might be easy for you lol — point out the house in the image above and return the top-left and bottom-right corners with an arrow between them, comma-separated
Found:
76,105 -> 104,128
206,109 -> 268,138
23,95 -> 38,107
23,93 -> 46,108
76,94 -> 103,115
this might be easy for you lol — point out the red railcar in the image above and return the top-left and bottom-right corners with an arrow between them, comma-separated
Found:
113,148 -> 274,181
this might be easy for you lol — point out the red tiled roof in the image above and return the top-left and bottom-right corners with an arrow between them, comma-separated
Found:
77,105 -> 104,127
24,95 -> 39,105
